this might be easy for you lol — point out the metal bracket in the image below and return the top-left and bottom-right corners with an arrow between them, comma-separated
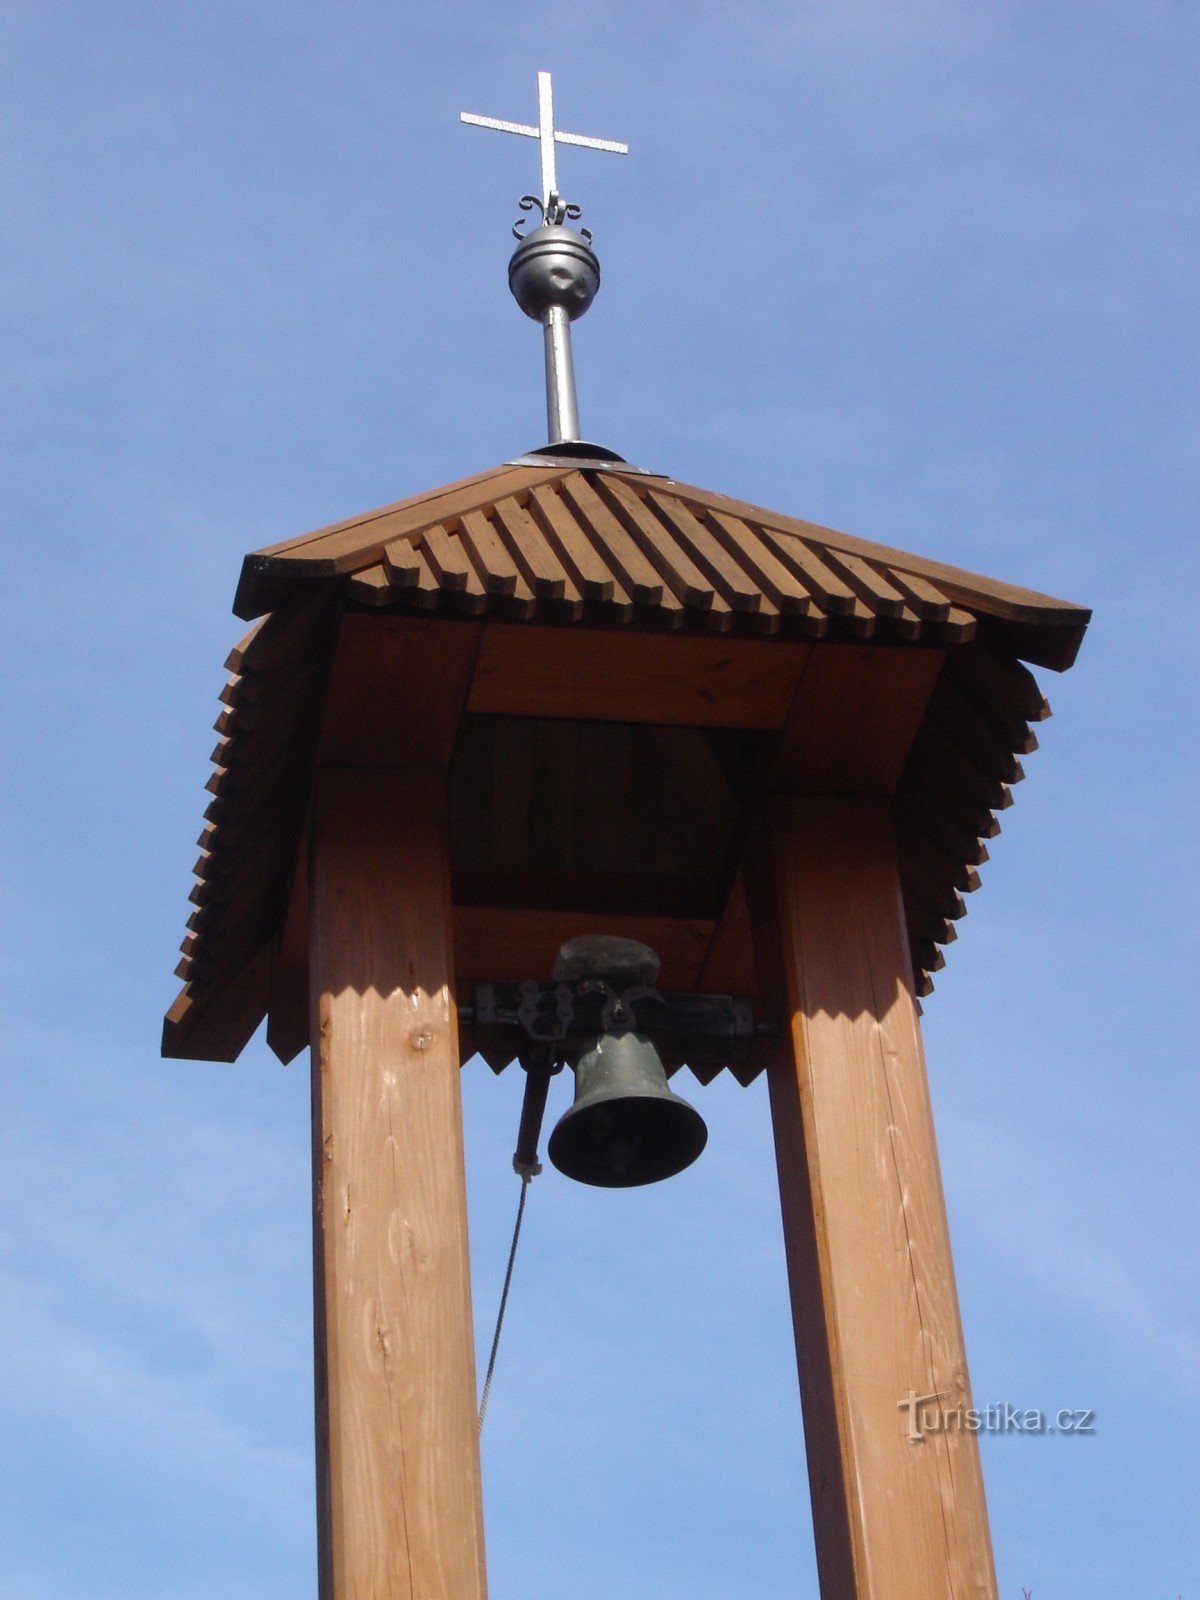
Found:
467,980 -> 763,1069
516,979 -> 575,1042
505,445 -> 663,475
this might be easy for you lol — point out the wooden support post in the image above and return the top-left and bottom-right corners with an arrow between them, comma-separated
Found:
309,768 -> 488,1600
754,797 -> 997,1600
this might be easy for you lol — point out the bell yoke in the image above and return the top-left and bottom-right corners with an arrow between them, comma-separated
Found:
466,934 -> 735,1189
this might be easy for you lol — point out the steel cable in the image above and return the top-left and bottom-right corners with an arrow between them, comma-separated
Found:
477,1171 -> 532,1433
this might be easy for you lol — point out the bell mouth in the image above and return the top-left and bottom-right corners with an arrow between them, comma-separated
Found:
547,1090 -> 708,1189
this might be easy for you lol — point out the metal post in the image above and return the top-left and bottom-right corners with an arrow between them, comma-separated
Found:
543,305 -> 581,443
512,1052 -> 554,1176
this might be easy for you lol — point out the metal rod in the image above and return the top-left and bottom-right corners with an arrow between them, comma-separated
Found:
513,1053 -> 556,1177
542,305 -> 581,442
537,70 -> 557,209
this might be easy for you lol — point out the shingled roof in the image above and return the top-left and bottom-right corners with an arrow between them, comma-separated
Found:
233,458 -> 1087,670
167,454 -> 1089,1066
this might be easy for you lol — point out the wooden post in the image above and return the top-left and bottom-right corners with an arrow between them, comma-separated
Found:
309,767 -> 488,1600
755,797 -> 997,1600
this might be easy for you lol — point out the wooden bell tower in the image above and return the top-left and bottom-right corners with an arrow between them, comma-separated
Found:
163,72 -> 1090,1600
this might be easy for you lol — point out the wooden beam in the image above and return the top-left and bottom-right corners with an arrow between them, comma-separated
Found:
319,613 -> 482,769
266,838 -> 310,1066
698,871 -> 757,996
468,623 -> 811,728
774,644 -> 944,795
699,643 -> 944,1009
309,769 -> 487,1599
751,797 -> 996,1600
266,963 -> 308,1067
452,904 -> 713,997
452,866 -> 720,920
161,941 -> 272,1062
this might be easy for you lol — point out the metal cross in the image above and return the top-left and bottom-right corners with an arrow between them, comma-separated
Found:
461,71 -> 627,213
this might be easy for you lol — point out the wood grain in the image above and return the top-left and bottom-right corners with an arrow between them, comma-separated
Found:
232,460 -> 1089,669
701,509 -> 822,619
948,640 -> 1051,724
452,904 -> 713,997
527,482 -> 620,604
661,472 -> 1090,633
253,465 -> 552,566
266,841 -> 310,1066
642,490 -> 764,612
592,475 -> 717,609
458,509 -> 520,596
467,623 -> 811,729
491,494 -> 581,606
698,871 -> 759,1001
559,475 -> 669,608
309,769 -> 487,1600
757,527 -> 864,618
820,549 -> 910,618
774,644 -> 945,796
752,797 -> 997,1600
318,613 -> 481,768
161,941 -> 272,1061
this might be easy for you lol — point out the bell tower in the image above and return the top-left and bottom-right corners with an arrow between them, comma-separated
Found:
164,70 -> 1090,1600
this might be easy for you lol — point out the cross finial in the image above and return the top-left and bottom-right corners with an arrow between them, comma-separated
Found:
460,73 -> 627,450
462,71 -> 627,217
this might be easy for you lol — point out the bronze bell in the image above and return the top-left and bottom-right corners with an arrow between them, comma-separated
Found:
542,935 -> 706,1187
548,1028 -> 708,1188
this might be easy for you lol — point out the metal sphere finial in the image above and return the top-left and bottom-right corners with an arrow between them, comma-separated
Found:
508,219 -> 600,324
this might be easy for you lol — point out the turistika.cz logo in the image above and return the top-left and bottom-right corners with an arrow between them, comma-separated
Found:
898,1391 -> 1096,1443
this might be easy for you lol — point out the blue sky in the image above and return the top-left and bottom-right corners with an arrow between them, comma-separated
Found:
1,2 -> 1196,1596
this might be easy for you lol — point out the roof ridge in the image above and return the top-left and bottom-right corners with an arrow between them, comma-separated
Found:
253,461 -> 568,561
234,462 -> 574,619
652,475 -> 1089,627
